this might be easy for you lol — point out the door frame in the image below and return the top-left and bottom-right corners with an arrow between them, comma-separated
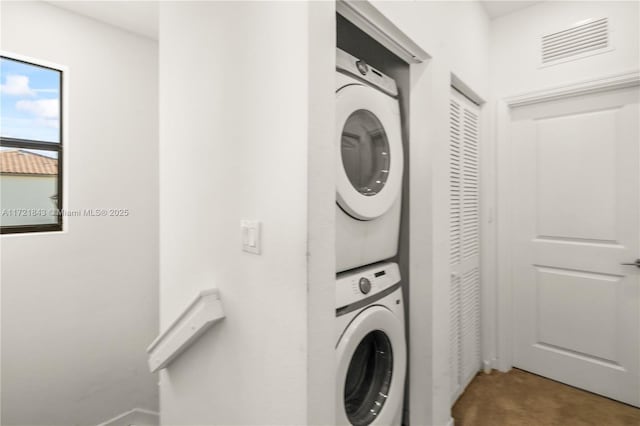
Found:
493,69 -> 640,372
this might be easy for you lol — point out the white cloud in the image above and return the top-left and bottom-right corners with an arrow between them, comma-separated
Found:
16,99 -> 59,119
0,75 -> 35,96
0,116 -> 59,141
41,118 -> 59,128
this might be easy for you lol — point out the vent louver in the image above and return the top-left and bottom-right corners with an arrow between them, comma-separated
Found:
542,18 -> 609,65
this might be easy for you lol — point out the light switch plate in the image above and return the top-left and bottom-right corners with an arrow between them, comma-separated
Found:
241,220 -> 261,254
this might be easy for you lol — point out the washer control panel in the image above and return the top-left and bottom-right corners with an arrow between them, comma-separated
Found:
336,262 -> 401,309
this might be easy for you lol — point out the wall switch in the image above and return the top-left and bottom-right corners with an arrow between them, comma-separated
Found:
241,220 -> 261,254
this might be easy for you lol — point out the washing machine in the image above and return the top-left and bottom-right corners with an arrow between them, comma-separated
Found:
336,262 -> 406,426
336,49 -> 404,273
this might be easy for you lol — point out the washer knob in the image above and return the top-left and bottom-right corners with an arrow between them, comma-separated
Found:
359,277 -> 371,294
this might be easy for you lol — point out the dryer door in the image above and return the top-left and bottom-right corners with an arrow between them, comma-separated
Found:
336,306 -> 406,426
336,84 -> 403,220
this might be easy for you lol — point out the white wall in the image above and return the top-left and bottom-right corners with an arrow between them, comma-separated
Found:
373,0 -> 490,98
367,2 -> 491,425
488,0 -> 640,372
491,0 -> 640,97
158,2 -> 334,425
0,2 -> 159,425
305,2 -> 338,424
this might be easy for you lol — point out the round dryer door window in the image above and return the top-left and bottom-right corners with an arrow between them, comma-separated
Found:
336,83 -> 403,221
341,110 -> 391,197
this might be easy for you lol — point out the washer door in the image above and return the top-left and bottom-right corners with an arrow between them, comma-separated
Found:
336,84 -> 403,221
336,306 -> 406,426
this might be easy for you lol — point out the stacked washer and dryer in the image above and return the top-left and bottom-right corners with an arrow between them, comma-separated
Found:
335,48 -> 407,426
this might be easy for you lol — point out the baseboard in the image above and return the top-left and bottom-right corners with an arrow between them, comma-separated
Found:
483,358 -> 496,374
96,408 -> 159,426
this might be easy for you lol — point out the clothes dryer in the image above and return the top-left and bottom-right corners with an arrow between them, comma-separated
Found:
336,49 -> 404,273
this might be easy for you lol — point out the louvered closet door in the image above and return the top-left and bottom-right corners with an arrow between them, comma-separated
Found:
449,88 -> 481,403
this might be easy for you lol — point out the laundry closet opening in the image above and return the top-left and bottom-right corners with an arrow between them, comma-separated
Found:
336,12 -> 412,423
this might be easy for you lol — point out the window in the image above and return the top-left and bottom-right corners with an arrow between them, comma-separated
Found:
0,55 -> 63,234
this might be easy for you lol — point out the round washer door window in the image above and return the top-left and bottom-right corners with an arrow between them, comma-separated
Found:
344,330 -> 393,426
341,110 -> 391,197
336,83 -> 403,221
335,306 -> 406,426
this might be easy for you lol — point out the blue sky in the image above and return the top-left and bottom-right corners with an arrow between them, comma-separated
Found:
0,57 -> 61,143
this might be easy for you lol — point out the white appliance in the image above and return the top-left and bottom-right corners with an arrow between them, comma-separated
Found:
335,262 -> 406,426
336,49 -> 404,273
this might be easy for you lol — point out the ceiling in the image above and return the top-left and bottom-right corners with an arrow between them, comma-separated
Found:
480,1 -> 542,19
46,1 -> 159,40
45,1 -> 542,40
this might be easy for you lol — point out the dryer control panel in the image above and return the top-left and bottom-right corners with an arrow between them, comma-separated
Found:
336,262 -> 401,310
336,48 -> 398,98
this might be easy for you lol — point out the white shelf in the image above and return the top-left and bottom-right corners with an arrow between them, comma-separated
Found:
147,288 -> 225,373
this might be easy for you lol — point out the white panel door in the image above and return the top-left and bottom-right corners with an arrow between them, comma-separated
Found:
511,86 -> 640,406
450,88 -> 481,403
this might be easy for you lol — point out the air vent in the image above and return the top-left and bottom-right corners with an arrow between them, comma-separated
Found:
542,18 -> 610,65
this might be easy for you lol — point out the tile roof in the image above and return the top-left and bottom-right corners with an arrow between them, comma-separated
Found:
0,149 -> 58,176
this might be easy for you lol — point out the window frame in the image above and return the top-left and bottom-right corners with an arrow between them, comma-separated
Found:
0,54 -> 64,235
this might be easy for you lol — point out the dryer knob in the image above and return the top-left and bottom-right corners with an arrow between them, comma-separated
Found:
355,60 -> 369,76
359,277 -> 372,294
